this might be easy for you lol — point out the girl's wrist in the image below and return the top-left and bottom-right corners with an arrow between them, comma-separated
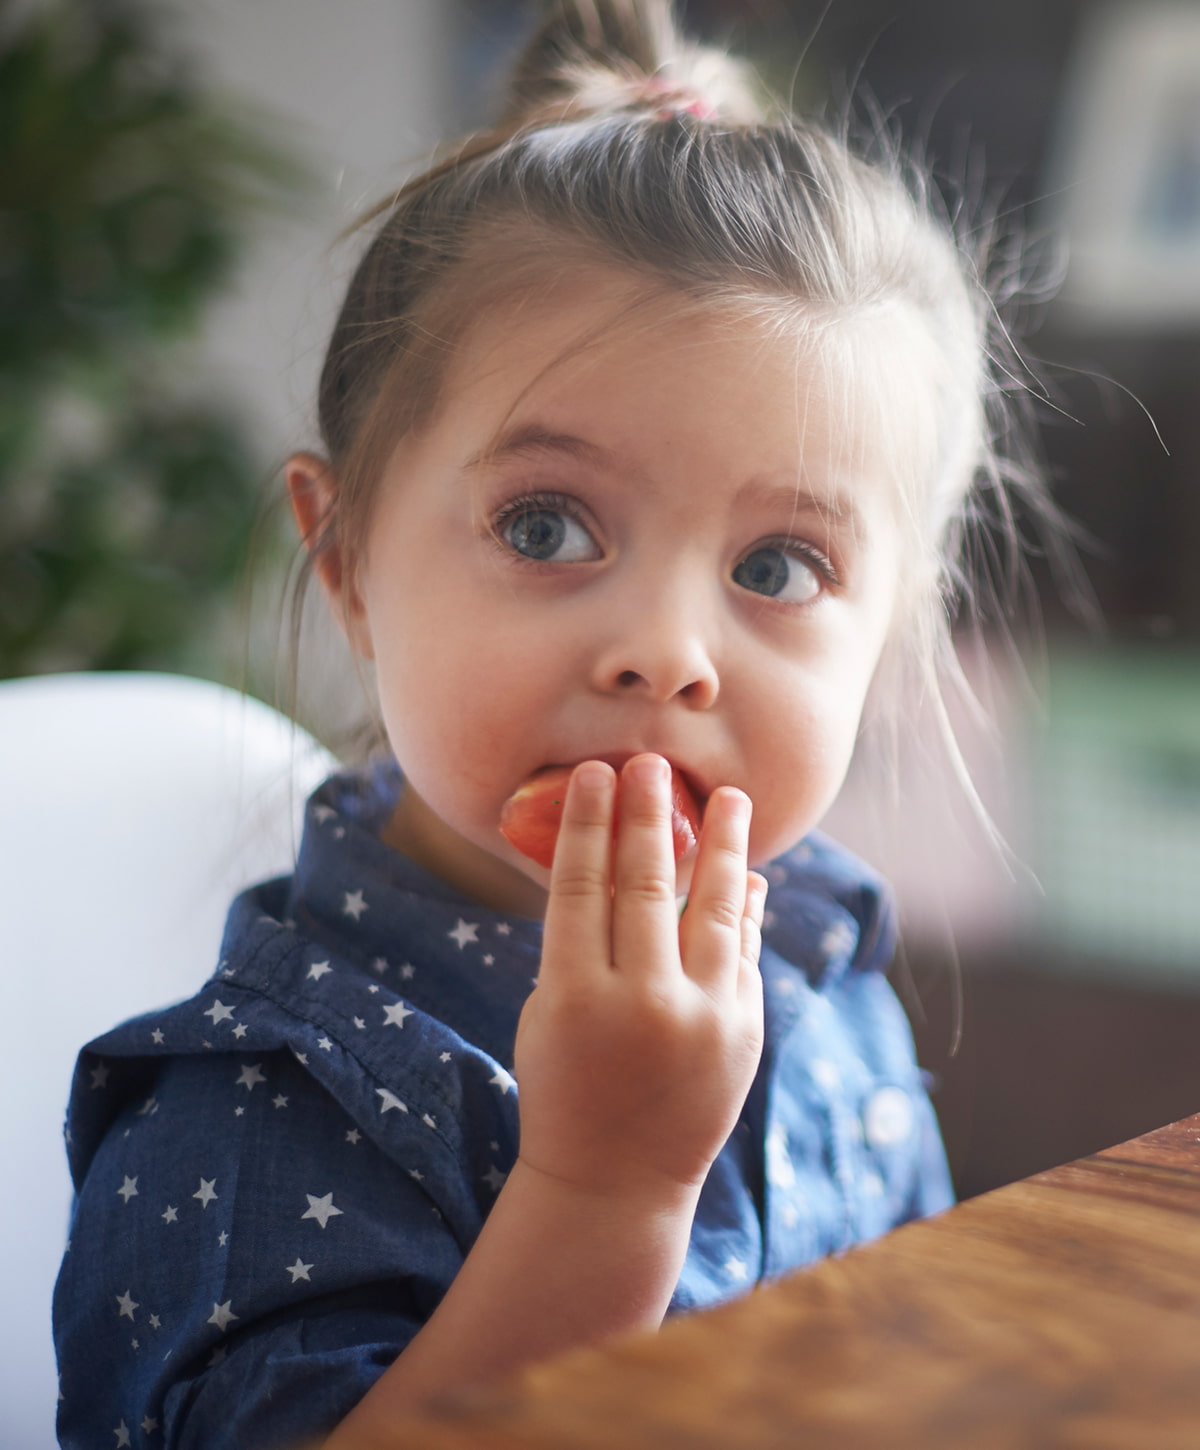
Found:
509,1153 -> 705,1227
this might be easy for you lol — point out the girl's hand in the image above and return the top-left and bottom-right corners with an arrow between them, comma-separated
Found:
512,754 -> 766,1204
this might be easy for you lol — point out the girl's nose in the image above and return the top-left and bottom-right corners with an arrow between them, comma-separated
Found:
589,605 -> 720,709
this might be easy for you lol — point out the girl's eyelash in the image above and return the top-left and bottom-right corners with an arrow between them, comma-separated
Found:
490,490 -> 590,539
487,500 -> 839,589
762,536 -> 841,588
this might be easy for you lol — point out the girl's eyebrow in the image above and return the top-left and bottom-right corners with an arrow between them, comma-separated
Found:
736,477 -> 864,533
463,425 -> 615,473
464,423 -> 865,533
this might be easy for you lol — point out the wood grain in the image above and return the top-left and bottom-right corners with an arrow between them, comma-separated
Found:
371,1112 -> 1200,1449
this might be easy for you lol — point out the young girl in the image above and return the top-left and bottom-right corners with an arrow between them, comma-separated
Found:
55,3 -> 1019,1444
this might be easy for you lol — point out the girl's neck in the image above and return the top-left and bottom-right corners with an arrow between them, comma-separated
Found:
382,784 -> 549,921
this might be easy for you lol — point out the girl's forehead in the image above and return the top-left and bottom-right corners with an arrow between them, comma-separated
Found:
435,270 -> 941,489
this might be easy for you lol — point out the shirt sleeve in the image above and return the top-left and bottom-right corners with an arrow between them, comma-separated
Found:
54,1047 -> 467,1450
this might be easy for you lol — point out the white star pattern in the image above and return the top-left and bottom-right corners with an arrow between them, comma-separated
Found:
151,1029 -> 164,1045
313,804 -> 336,823
141,1415 -> 159,1434
234,1106 -> 245,1117
114,1421 -> 131,1448
821,919 -> 857,960
207,1300 -> 238,1332
766,1123 -> 796,1189
448,919 -> 479,949
52,783 -> 921,1436
301,1192 -> 344,1229
811,1058 -> 841,1092
342,889 -> 368,921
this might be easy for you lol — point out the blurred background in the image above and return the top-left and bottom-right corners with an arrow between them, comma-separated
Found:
4,0 -> 1200,1199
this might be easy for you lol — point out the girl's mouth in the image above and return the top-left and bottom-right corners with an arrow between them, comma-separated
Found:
498,757 -> 704,869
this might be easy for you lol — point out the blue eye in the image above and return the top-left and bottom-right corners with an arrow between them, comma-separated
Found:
500,503 -> 599,562
733,546 -> 822,603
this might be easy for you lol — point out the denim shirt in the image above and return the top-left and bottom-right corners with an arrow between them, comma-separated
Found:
54,763 -> 953,1450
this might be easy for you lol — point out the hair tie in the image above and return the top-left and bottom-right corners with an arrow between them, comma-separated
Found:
631,75 -> 717,122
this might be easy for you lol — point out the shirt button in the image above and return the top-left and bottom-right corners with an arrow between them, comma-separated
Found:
863,1086 -> 913,1148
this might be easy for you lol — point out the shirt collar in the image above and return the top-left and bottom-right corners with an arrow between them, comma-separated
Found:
285,759 -> 544,1066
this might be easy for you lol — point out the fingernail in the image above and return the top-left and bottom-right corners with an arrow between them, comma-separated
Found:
715,786 -> 750,827
575,761 -> 612,792
628,754 -> 667,787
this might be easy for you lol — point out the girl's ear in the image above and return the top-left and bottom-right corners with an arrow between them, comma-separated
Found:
284,452 -> 374,660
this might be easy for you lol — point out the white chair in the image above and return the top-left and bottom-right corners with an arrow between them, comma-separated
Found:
0,672 -> 338,1450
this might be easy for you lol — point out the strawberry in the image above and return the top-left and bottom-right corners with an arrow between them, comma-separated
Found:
499,764 -> 702,869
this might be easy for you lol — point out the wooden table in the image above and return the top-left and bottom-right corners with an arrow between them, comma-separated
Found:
377,1112 -> 1200,1449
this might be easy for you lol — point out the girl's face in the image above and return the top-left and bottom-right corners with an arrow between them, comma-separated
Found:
296,272 -> 910,917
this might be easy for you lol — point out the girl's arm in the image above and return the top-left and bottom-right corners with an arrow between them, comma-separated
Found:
323,756 -> 766,1441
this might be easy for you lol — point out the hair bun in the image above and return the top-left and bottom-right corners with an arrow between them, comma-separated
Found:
503,0 -> 765,127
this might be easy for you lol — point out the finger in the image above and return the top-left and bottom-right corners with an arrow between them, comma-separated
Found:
738,871 -> 768,995
541,761 -> 616,980
610,754 -> 683,980
677,786 -> 753,991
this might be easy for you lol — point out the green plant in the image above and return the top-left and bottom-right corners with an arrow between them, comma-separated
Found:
0,0 -> 311,677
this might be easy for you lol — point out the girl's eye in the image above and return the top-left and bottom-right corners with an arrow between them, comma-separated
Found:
498,503 -> 599,563
732,545 -> 824,603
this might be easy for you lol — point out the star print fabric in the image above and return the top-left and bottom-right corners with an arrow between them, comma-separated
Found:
54,761 -> 953,1450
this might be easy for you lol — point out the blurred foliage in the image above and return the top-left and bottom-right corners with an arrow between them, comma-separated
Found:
0,0 -> 312,678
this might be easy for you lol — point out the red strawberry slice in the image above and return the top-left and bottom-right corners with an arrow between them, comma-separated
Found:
499,764 -> 701,869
